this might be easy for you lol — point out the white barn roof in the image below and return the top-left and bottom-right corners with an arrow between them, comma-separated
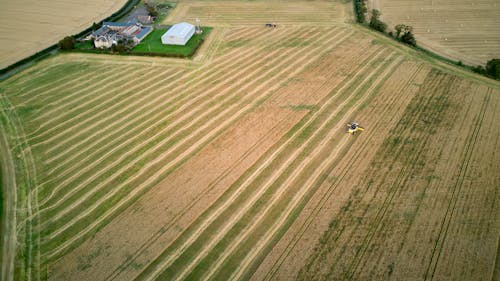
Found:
161,22 -> 195,45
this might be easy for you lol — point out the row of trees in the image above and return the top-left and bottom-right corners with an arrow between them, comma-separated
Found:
473,59 -> 500,80
354,0 -> 416,47
368,9 -> 417,47
355,1 -> 499,81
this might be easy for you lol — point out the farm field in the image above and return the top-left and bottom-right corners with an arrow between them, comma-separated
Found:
164,0 -> 352,26
0,1 -> 500,281
369,0 -> 500,66
0,0 -> 127,69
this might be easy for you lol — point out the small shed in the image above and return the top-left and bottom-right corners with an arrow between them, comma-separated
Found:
161,22 -> 195,45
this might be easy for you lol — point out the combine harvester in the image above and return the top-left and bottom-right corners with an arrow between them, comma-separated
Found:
347,122 -> 364,135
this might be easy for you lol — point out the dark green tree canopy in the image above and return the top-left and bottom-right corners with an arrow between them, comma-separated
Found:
58,36 -> 76,50
369,9 -> 387,33
486,59 -> 500,79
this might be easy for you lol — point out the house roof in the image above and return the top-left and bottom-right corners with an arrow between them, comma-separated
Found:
103,21 -> 133,27
136,26 -> 152,40
163,22 -> 195,39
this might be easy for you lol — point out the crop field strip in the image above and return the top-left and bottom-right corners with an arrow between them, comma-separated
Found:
376,0 -> 500,65
165,0 -> 349,26
327,73 -> 458,280
213,57 -> 404,281
42,26 -> 355,263
292,69 -> 446,274
0,0 -> 127,69
0,88 -> 40,280
39,25 -> 310,256
255,61 -> 430,281
423,87 -> 498,280
1,25 -> 358,264
130,43 -> 402,280
343,78 -> 460,281
28,26 -> 278,197
98,32 -> 383,281
350,84 -> 500,280
292,71 -> 500,278
45,26 -> 376,280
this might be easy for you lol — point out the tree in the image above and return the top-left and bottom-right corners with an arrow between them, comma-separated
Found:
354,0 -> 367,23
394,24 -> 416,46
144,1 -> 158,18
369,9 -> 387,33
111,43 -> 127,53
58,36 -> 76,50
400,30 -> 416,46
485,59 -> 500,79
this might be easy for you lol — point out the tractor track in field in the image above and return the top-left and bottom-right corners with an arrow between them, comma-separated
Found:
33,66 -> 151,133
35,27 -> 326,217
0,107 -> 18,281
342,75 -> 457,280
295,70 -> 450,280
30,26 -> 297,202
335,73 -> 455,281
42,27 -> 352,261
103,32 -> 379,281
330,73 -> 457,281
23,64 -> 118,106
39,67 -> 176,155
208,56 -> 405,281
41,27 -> 293,157
1,92 -> 40,280
258,62 -> 427,281
36,26 -> 285,163
134,46 -> 393,281
10,64 -> 101,100
425,90 -> 491,281
27,26 -> 273,146
104,105 -> 297,281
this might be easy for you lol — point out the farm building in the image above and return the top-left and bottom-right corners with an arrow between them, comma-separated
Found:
91,22 -> 152,48
161,22 -> 195,45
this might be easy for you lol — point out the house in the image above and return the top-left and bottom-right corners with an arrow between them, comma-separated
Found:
90,22 -> 152,48
161,22 -> 195,45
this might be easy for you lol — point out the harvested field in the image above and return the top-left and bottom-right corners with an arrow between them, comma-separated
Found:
164,0 -> 351,26
0,1 -> 499,281
369,0 -> 500,66
0,0 -> 127,69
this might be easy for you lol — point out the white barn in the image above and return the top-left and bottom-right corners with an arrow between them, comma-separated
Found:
161,22 -> 195,45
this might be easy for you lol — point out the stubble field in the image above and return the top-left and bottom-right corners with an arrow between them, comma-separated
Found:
0,1 -> 499,281
0,0 -> 127,69
369,0 -> 500,66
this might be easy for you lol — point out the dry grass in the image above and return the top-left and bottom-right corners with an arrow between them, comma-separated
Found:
0,0 -> 127,69
369,0 -> 500,65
